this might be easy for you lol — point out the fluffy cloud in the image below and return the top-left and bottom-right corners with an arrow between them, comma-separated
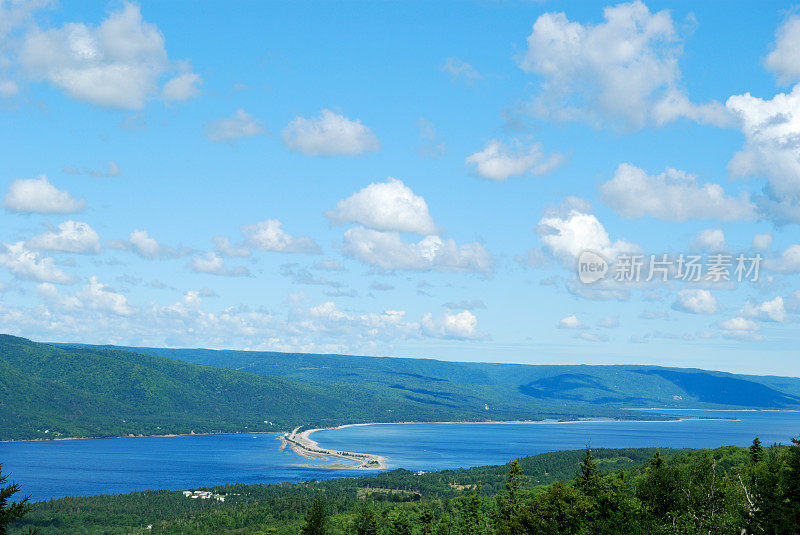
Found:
719,317 -> 761,341
740,296 -> 787,323
765,15 -> 800,85
204,109 -> 265,142
537,198 -> 637,267
601,164 -> 755,221
108,229 -> 186,259
672,289 -> 721,315
690,229 -> 726,252
765,245 -> 800,273
342,226 -> 492,272
19,2 -> 198,109
421,310 -> 483,340
27,220 -> 101,253
0,242 -> 72,283
726,84 -> 800,223
242,219 -> 320,254
558,314 -> 585,329
465,139 -> 564,181
282,109 -> 379,156
213,236 -> 250,258
162,71 -> 201,101
190,252 -> 250,277
325,178 -> 437,235
519,1 -> 728,129
752,233 -> 773,251
76,276 -> 134,316
3,175 -> 85,214
440,57 -> 482,84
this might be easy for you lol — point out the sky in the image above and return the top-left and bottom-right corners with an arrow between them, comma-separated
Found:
1,0 -> 800,376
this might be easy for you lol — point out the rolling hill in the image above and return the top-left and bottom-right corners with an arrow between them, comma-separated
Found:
2,334 -> 800,441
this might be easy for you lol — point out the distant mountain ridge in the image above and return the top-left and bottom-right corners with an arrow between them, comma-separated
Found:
2,334 -> 799,441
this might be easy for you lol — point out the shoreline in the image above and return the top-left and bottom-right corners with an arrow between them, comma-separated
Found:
1,410 -> 763,444
280,427 -> 387,470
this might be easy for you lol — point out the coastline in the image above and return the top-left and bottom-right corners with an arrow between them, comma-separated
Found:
1,411 -> 755,444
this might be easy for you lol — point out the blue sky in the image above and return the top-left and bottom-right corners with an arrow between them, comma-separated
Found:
1,0 -> 800,376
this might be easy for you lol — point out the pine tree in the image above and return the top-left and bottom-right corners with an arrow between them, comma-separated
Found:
388,511 -> 414,535
420,506 -> 435,535
461,484 -> 485,535
354,502 -> 378,535
575,445 -> 600,497
496,460 -> 527,535
749,437 -> 764,464
0,464 -> 33,535
301,496 -> 327,535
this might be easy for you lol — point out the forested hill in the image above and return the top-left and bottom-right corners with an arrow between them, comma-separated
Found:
3,334 -> 800,441
76,342 -> 800,410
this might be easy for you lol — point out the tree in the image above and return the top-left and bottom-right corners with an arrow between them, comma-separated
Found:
461,484 -> 486,535
420,506 -> 435,535
301,496 -> 327,535
575,446 -> 600,497
388,511 -> 414,535
782,437 -> 800,533
0,464 -> 33,535
749,437 -> 764,464
353,502 -> 378,535
496,460 -> 527,535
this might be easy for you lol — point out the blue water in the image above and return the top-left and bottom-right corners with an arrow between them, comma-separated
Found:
1,410 -> 798,501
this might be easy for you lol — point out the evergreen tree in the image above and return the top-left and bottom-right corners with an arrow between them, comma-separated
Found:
749,437 -> 765,464
575,446 -> 600,497
461,484 -> 485,535
0,464 -> 33,535
782,438 -> 800,533
388,511 -> 414,535
353,502 -> 378,535
301,496 -> 327,535
496,460 -> 527,535
420,506 -> 435,535
435,513 -> 456,535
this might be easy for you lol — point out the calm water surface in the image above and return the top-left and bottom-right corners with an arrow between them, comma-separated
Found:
1,410 -> 798,501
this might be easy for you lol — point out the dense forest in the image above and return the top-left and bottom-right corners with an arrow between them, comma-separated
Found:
6,439 -> 800,534
4,334 -> 800,441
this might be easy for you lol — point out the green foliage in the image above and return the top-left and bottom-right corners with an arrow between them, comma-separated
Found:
301,496 -> 327,535
0,464 -> 32,535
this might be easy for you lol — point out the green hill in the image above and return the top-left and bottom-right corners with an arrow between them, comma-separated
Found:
2,334 -> 800,441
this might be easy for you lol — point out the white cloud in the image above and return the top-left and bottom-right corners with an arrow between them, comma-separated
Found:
27,220 -> 101,253
421,310 -> 483,340
342,226 -> 492,272
558,314 -> 585,329
0,80 -> 19,97
3,175 -> 85,214
440,57 -> 482,84
213,236 -> 250,258
465,139 -> 564,181
204,109 -> 265,142
282,109 -> 379,156
752,233 -> 773,251
726,84 -> 800,223
537,198 -> 638,267
76,276 -> 133,316
242,219 -> 320,254
672,289 -> 720,315
765,15 -> 800,85
313,259 -> 344,271
519,1 -> 728,129
162,71 -> 201,101
601,164 -> 755,221
719,317 -> 761,341
691,229 -> 726,252
19,2 -> 198,109
597,316 -> 619,328
740,296 -> 787,323
190,252 -> 249,277
766,245 -> 800,273
62,160 -> 120,177
325,177 -> 437,235
112,229 -> 186,259
0,242 -> 72,283
579,332 -> 607,343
